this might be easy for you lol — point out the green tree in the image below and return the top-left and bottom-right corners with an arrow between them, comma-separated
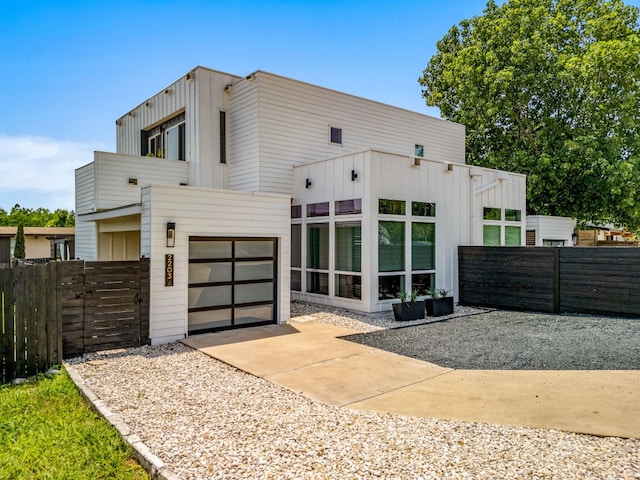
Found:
0,204 -> 75,227
419,0 -> 640,230
14,224 -> 25,259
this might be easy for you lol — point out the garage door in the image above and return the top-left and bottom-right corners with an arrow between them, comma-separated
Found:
188,237 -> 277,334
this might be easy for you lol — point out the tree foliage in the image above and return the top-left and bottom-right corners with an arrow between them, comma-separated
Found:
419,0 -> 640,230
13,224 -> 26,259
0,204 -> 75,227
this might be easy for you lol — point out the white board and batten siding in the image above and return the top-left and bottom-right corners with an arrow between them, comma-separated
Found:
116,67 -> 240,190
75,162 -> 97,259
141,184 -> 291,345
228,71 -> 465,196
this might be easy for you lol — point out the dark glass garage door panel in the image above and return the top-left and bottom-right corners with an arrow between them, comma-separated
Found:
188,237 -> 277,334
188,309 -> 232,331
189,262 -> 232,284
188,285 -> 232,308
235,260 -> 273,281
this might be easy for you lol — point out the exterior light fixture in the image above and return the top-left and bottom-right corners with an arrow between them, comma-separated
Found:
305,178 -> 312,189
166,222 -> 176,248
351,170 -> 358,181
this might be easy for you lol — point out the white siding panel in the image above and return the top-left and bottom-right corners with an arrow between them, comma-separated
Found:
228,80 -> 260,191
93,152 -> 189,211
252,72 -> 465,195
74,220 -> 97,260
143,185 -> 290,344
75,162 -> 96,214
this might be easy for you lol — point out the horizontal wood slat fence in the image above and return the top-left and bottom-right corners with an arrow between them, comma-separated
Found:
459,246 -> 640,317
1,259 -> 149,384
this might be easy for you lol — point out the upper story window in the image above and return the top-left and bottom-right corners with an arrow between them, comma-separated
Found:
330,126 -> 342,145
141,112 -> 186,160
415,144 -> 424,157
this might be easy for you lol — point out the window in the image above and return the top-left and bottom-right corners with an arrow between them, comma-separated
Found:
379,275 -> 404,300
483,225 -> 501,246
483,207 -> 501,221
335,199 -> 362,215
330,126 -> 342,144
543,239 -> 565,247
291,205 -> 302,219
336,274 -> 361,300
307,202 -> 329,217
379,221 -> 404,272
505,226 -> 522,246
412,273 -> 434,296
291,225 -> 301,269
379,199 -> 406,215
219,111 -> 227,164
307,223 -> 329,295
505,209 -> 521,222
412,223 -> 435,270
415,144 -> 424,157
166,123 -> 186,160
141,112 -> 186,160
335,223 -> 361,272
412,202 -> 436,217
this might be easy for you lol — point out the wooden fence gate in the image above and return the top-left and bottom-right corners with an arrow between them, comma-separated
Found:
1,259 -> 149,384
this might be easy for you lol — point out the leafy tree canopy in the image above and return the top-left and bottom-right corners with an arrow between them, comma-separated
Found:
420,0 -> 640,230
0,204 -> 75,227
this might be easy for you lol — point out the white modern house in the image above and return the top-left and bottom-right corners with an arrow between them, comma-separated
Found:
75,66 -> 526,344
525,216 -> 577,246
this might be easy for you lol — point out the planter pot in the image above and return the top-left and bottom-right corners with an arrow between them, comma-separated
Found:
393,300 -> 426,321
426,297 -> 454,317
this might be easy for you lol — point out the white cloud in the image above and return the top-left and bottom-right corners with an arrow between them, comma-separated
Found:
0,134 -> 106,211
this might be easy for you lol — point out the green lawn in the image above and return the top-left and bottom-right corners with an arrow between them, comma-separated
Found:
0,368 -> 148,480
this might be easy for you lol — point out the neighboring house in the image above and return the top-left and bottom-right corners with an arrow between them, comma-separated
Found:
525,216 -> 577,246
574,225 -> 638,246
75,66 -> 526,344
0,227 -> 75,264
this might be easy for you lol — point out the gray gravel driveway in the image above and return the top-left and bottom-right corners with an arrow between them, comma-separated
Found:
343,310 -> 640,370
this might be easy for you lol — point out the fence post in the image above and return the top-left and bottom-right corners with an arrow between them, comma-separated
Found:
553,248 -> 560,314
1,267 -> 16,384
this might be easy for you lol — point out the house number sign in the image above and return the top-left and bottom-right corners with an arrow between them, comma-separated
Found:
165,254 -> 174,287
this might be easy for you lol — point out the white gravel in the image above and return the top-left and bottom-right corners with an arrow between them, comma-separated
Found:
66,302 -> 640,480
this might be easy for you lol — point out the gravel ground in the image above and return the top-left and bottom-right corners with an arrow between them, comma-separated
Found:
343,310 -> 640,370
66,303 -> 640,479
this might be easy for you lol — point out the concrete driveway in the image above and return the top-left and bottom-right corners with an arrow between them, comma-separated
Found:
182,317 -> 640,439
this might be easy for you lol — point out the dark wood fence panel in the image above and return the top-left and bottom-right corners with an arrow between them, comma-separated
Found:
1,259 -> 150,383
0,263 -> 62,384
459,246 -> 640,317
559,248 -> 640,316
458,247 -> 557,312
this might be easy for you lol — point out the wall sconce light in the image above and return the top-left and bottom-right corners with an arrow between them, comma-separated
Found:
351,170 -> 358,181
224,84 -> 233,94
164,88 -> 173,95
128,111 -> 137,117
305,178 -> 312,189
186,71 -> 195,81
128,178 -> 138,185
166,222 -> 176,248
412,158 -> 421,168
115,119 -> 123,126
246,73 -> 256,81
145,101 -> 152,108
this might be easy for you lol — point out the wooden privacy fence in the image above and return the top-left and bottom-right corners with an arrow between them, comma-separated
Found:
459,246 -> 640,316
1,259 -> 149,384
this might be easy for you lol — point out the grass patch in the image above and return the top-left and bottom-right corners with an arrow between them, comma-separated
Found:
0,368 -> 149,480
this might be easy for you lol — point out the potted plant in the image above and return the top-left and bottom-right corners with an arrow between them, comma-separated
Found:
425,287 -> 454,317
392,289 -> 426,321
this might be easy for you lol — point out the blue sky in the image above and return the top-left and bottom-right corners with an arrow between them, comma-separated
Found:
1,0 -> 638,211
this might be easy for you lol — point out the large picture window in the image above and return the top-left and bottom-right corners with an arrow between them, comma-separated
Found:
141,112 -> 186,160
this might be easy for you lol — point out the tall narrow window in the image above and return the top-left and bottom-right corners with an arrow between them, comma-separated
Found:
415,144 -> 424,157
219,111 -> 227,164
166,123 -> 186,160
